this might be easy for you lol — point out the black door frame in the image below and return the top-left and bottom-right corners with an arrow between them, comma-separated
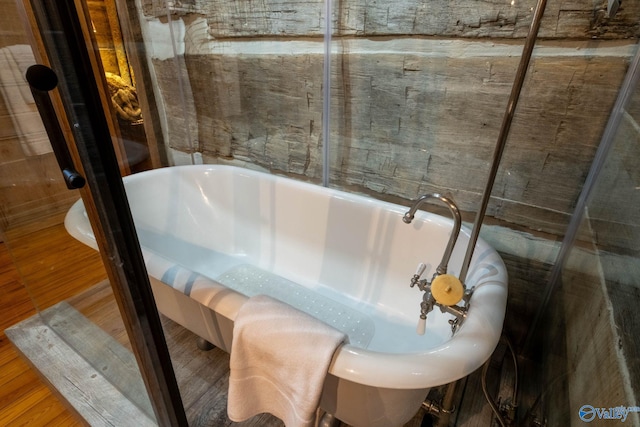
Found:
26,0 -> 187,425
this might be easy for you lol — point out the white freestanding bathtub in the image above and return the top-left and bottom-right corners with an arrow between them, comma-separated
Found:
65,165 -> 507,427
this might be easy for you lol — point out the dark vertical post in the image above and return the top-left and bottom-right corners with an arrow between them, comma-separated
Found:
27,1 -> 187,425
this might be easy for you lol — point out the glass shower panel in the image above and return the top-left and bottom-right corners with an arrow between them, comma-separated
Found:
86,0 -> 158,174
326,2 -> 540,199
0,0 -> 157,423
109,0 -> 329,423
0,8 -> 104,424
142,0 -> 326,181
548,42 -> 640,425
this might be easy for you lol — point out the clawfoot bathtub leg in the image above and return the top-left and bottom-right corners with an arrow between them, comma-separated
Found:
316,409 -> 341,427
196,337 -> 215,351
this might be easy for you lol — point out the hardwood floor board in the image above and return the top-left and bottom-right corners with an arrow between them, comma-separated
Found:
6,223 -> 106,311
0,247 -> 21,279
6,311 -> 156,427
4,390 -> 74,427
1,299 -> 36,331
47,411 -> 81,427
1,222 -> 105,426
169,338 -> 232,394
0,387 -> 50,425
0,359 -> 39,409
0,385 -> 80,427
186,373 -> 236,427
455,362 -> 500,426
185,369 -> 283,427
0,352 -> 33,385
0,341 -> 24,367
0,277 -> 37,329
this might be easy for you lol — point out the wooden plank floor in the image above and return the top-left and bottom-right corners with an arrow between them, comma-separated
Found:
6,304 -> 157,427
0,221 -> 107,427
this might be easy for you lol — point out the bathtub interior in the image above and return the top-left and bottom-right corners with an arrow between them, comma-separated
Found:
121,165 -> 506,354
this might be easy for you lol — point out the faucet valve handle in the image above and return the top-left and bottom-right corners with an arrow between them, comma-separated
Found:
431,274 -> 464,306
415,262 -> 426,277
410,263 -> 427,288
416,315 -> 426,335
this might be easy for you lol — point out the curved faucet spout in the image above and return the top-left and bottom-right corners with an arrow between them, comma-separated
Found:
403,193 -> 462,276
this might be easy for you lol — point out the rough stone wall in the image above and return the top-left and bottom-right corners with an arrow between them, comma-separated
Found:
142,0 -> 640,39
589,88 -> 640,256
140,0 -> 638,238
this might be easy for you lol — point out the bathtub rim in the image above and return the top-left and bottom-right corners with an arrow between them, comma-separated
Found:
64,164 -> 508,390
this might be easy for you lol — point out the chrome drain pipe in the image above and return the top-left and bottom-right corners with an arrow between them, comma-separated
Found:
421,381 -> 458,426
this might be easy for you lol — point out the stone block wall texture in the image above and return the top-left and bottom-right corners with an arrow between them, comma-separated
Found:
140,0 -> 638,242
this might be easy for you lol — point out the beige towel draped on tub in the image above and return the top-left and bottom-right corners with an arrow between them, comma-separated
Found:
228,294 -> 346,427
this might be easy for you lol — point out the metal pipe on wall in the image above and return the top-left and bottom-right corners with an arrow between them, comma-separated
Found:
321,0 -> 332,187
458,0 -> 548,285
437,1 -> 548,426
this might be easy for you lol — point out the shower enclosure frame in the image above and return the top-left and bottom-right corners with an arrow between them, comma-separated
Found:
22,0 -> 188,424
19,0 -> 550,424
15,0 -> 636,425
